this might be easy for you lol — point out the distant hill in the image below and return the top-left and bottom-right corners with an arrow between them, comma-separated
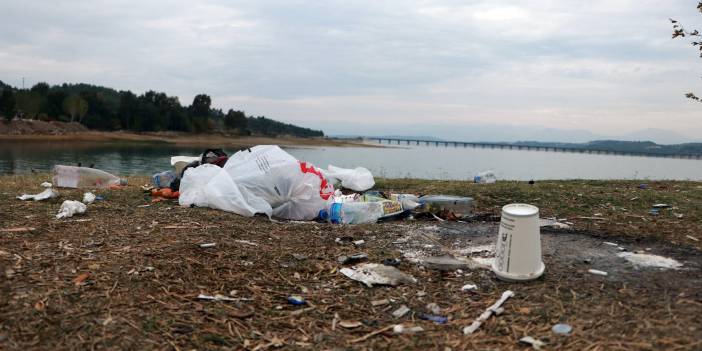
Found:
513,140 -> 702,156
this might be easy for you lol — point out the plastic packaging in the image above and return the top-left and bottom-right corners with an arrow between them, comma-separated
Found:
360,195 -> 404,219
82,192 -> 96,204
492,204 -> 545,281
56,200 -> 87,219
390,193 -> 421,210
53,165 -> 126,188
152,170 -> 177,188
179,145 -> 334,220
324,165 -> 375,191
474,171 -> 497,184
320,202 -> 384,224
17,188 -> 58,201
419,195 -> 473,217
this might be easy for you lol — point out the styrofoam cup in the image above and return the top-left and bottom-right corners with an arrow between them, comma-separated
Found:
492,203 -> 545,281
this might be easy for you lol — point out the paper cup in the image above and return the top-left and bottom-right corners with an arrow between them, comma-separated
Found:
492,203 -> 545,281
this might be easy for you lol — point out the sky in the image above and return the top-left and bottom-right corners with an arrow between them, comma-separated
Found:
1,0 -> 701,142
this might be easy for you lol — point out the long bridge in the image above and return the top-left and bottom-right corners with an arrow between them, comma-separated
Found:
368,137 -> 702,160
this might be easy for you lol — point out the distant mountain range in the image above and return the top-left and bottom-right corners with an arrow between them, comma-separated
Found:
329,126 -> 700,145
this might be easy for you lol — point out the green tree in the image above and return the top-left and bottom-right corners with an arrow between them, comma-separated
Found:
224,109 -> 248,132
671,2 -> 702,101
0,88 -> 16,122
189,94 -> 212,132
30,82 -> 50,96
15,91 -> 44,119
62,94 -> 89,123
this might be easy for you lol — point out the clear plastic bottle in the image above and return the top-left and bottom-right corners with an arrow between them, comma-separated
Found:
319,201 -> 384,224
52,165 -> 127,188
152,170 -> 177,188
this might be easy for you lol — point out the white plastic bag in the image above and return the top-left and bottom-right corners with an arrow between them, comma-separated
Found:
474,171 -> 497,184
179,145 -> 333,220
324,165 -> 375,191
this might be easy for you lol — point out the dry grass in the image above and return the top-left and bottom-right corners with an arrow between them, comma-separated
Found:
1,174 -> 700,350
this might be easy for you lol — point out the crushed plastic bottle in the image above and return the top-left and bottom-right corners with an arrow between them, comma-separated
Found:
419,195 -> 473,218
53,165 -> 127,188
319,202 -> 384,224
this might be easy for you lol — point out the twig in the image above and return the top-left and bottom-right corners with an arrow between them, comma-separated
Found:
349,324 -> 394,343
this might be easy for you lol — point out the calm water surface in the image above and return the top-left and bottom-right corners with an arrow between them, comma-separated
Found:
1,141 -> 700,180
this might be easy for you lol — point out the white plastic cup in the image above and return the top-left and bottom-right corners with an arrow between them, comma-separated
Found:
492,203 -> 545,281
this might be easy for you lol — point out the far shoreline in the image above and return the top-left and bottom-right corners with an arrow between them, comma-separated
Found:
0,130 -> 381,148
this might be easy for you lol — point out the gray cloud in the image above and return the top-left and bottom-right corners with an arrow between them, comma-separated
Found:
1,0 -> 700,140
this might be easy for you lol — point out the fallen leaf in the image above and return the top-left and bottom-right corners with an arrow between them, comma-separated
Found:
73,272 -> 89,286
0,227 -> 36,233
518,307 -> 531,315
339,320 -> 363,328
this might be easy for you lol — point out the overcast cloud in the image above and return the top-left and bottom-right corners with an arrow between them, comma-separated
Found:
1,0 -> 701,141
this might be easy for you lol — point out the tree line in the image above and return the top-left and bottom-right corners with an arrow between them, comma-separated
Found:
0,80 -> 324,137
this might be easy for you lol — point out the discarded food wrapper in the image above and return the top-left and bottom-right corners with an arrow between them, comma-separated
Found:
587,269 -> 608,276
519,336 -> 546,350
552,323 -> 572,335
382,258 -> 401,266
338,253 -> 368,265
56,200 -> 87,219
82,192 -> 96,204
340,263 -> 417,287
287,295 -> 306,305
461,284 -> 478,292
17,188 -> 59,201
392,305 -> 411,318
393,324 -> 424,334
419,313 -> 448,324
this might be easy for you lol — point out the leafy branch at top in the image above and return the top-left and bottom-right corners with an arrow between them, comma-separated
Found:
670,1 -> 702,102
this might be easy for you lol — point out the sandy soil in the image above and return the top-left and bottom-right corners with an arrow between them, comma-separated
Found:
1,175 -> 700,350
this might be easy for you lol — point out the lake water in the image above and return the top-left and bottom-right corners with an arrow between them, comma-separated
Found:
1,141 -> 700,181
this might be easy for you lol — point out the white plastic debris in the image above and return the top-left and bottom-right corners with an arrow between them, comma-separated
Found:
56,200 -> 87,219
323,165 -> 375,192
519,336 -> 546,350
551,323 -> 573,335
461,284 -> 478,292
340,263 -> 417,287
199,243 -> 217,248
17,188 -> 58,201
197,294 -> 238,302
463,290 -> 514,335
41,182 -> 53,188
617,252 -> 682,269
393,324 -> 424,334
392,305 -> 411,318
82,192 -> 96,204
587,269 -> 608,276
426,303 -> 441,315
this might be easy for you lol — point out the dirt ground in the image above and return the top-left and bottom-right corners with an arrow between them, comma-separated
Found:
1,175 -> 701,350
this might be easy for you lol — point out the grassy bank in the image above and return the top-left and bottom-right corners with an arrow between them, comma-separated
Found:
1,174 -> 700,350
